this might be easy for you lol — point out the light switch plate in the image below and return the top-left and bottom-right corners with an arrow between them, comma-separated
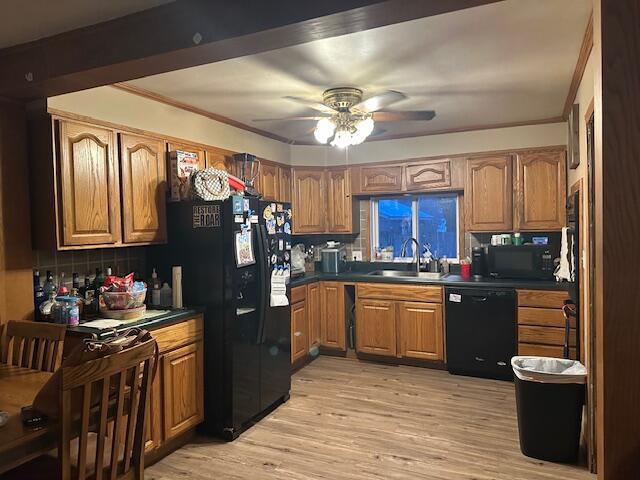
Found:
352,250 -> 363,261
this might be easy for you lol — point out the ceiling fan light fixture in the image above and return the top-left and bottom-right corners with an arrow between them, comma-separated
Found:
313,117 -> 335,144
330,127 -> 353,149
351,117 -> 375,145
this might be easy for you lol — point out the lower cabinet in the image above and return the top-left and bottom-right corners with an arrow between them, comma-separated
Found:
291,300 -> 308,363
307,282 -> 321,350
355,299 -> 397,357
397,302 -> 443,361
355,284 -> 445,362
144,315 -> 204,458
320,282 -> 346,351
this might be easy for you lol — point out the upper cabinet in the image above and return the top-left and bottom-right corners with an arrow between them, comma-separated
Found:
357,165 -> 404,193
514,150 -> 567,231
326,167 -> 353,233
120,133 -> 167,244
292,168 -> 326,234
278,166 -> 292,203
465,155 -> 514,232
259,162 -> 280,201
205,146 -> 234,173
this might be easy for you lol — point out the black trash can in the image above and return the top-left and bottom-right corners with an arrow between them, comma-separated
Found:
512,356 -> 587,463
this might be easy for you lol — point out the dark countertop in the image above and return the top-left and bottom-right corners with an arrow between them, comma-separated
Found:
67,307 -> 204,339
290,271 -> 573,292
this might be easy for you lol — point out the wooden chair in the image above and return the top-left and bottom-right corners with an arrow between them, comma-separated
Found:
4,338 -> 157,480
1,320 -> 66,372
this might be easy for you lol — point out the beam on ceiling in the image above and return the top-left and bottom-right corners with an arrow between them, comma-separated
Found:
0,0 -> 503,100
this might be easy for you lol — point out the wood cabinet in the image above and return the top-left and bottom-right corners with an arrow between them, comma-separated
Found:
516,289 -> 576,359
144,361 -> 163,453
119,133 -> 167,244
307,282 -> 321,350
58,119 -> 122,246
326,167 -> 353,233
405,160 -> 451,191
167,140 -> 206,170
358,165 -> 403,193
355,284 -> 444,362
259,162 -> 280,201
355,299 -> 397,357
465,155 -> 513,232
320,282 -> 346,350
279,166 -> 292,203
205,146 -> 234,172
397,302 -> 443,361
514,149 -> 566,231
292,168 -> 326,233
291,300 -> 308,364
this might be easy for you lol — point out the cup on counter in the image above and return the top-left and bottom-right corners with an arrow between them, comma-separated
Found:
460,263 -> 471,279
513,233 -> 523,246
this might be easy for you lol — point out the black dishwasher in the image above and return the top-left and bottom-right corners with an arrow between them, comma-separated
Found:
445,287 -> 516,381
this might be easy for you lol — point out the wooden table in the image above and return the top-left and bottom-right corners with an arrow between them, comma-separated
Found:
0,363 -> 56,474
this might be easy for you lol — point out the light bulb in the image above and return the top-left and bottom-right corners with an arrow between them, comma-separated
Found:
351,117 -> 374,145
314,117 -> 335,144
330,127 -> 352,149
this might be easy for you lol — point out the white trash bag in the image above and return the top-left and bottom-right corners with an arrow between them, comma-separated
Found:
511,356 -> 587,384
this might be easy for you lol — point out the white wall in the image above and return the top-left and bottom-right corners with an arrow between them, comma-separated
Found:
290,122 -> 567,166
48,86 -> 292,163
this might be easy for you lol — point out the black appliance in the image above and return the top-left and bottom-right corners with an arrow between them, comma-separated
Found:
471,246 -> 487,277
445,287 -> 516,380
163,197 -> 292,440
487,244 -> 554,280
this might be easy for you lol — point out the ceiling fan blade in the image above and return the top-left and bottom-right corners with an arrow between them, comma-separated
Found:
372,110 -> 436,122
252,116 -> 325,122
370,126 -> 387,137
353,90 -> 407,112
283,96 -> 336,114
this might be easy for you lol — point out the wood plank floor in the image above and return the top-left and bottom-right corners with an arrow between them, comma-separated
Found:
147,357 -> 594,480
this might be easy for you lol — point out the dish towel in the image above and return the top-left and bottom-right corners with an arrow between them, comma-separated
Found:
193,168 -> 230,201
555,227 -> 572,282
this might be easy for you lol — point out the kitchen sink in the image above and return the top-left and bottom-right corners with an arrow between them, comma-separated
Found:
368,270 -> 449,280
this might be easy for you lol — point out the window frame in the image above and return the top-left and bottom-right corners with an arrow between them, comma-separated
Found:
370,193 -> 461,261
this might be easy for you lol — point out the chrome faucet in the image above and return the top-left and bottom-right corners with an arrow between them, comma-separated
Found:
400,237 -> 421,273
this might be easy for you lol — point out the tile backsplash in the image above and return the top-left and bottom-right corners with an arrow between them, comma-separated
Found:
33,247 -> 147,289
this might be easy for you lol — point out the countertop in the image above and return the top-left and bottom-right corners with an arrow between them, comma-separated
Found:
67,307 -> 203,339
290,271 -> 573,292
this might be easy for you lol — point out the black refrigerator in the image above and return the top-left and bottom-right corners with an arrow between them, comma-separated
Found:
163,197 -> 292,440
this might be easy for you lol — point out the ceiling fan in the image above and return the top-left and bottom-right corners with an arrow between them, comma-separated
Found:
254,87 -> 436,147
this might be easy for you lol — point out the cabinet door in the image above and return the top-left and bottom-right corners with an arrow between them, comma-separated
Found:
260,163 -> 280,201
327,167 -> 353,233
205,147 -> 234,172
307,282 -> 321,350
167,141 -> 205,170
465,155 -> 513,231
120,133 -> 167,244
291,301 -> 308,364
405,160 -> 451,191
292,169 -> 326,233
397,302 -> 443,361
278,166 -> 292,203
355,299 -> 397,357
320,282 -> 346,350
144,360 -> 163,453
163,341 -> 204,440
57,120 -> 121,246
514,150 -> 566,231
358,165 -> 403,193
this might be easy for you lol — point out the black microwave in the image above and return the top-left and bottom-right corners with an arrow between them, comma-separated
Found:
487,245 -> 555,280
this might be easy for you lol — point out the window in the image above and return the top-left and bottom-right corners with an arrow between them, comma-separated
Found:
371,193 -> 459,260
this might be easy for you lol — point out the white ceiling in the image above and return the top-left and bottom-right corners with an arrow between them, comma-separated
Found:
0,0 -> 173,48
125,0 -> 591,143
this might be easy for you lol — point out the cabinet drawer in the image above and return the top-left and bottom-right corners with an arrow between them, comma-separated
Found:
357,283 -> 442,303
152,316 -> 204,354
517,307 -> 575,328
517,289 -> 569,309
291,285 -> 307,304
518,342 -> 577,359
518,325 -> 576,347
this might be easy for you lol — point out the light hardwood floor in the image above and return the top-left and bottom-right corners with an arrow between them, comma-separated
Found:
147,356 -> 594,480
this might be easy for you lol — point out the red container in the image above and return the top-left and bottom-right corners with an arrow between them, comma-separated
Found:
461,263 -> 471,279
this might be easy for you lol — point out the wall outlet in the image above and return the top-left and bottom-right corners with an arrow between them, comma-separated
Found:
352,250 -> 363,262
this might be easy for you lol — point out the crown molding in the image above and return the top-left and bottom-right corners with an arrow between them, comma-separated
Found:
563,11 -> 593,119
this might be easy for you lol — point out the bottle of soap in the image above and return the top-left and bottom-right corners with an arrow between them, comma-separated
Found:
150,268 -> 161,307
160,282 -> 172,309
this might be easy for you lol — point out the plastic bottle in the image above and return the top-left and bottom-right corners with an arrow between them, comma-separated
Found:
151,268 -> 161,306
160,282 -> 172,308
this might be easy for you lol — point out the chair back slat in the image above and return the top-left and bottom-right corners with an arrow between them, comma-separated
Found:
59,339 -> 156,480
4,321 -> 66,372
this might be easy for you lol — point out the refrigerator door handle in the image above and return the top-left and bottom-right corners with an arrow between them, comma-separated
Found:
256,224 -> 269,344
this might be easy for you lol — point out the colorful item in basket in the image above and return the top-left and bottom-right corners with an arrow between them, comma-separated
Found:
100,273 -> 147,310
